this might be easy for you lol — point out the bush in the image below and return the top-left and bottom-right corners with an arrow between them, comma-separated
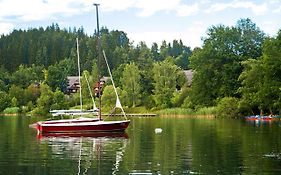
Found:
215,97 -> 239,118
3,107 -> 20,114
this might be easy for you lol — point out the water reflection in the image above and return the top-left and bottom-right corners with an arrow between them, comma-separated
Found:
38,132 -> 129,175
1,116 -> 281,174
245,118 -> 278,127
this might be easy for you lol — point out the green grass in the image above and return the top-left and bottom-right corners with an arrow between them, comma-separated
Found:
156,107 -> 217,116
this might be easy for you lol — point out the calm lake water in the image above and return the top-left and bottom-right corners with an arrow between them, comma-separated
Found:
0,115 -> 281,175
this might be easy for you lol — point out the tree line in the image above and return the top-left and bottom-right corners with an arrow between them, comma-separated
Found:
0,19 -> 280,117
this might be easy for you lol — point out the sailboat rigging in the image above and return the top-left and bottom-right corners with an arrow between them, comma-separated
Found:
35,4 -> 130,133
49,38 -> 98,117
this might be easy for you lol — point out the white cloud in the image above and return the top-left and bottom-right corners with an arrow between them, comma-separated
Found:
0,22 -> 14,35
177,3 -> 199,17
273,5 -> 281,13
261,21 -> 280,36
95,0 -> 199,17
135,0 -> 181,17
206,1 -> 268,15
129,21 -> 206,49
0,0 -> 91,21
98,0 -> 136,12
0,0 -> 200,23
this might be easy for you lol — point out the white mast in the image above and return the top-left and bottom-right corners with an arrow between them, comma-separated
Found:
76,38 -> 83,111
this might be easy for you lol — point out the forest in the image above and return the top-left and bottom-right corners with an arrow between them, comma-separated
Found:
0,18 -> 280,117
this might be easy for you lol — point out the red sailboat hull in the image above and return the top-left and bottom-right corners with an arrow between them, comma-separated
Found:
37,120 -> 130,133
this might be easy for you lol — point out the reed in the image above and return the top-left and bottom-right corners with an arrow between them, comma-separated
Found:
156,107 -> 217,116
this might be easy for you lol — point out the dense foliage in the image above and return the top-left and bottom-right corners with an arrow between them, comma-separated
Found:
0,19 -> 280,117
0,23 -> 190,114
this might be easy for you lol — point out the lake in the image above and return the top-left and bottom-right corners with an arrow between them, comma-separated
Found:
0,115 -> 281,175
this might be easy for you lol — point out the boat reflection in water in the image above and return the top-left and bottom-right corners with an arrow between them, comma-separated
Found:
37,132 -> 129,175
37,132 -> 129,140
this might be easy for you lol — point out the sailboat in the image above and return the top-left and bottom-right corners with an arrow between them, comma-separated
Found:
36,4 -> 130,133
38,38 -> 100,126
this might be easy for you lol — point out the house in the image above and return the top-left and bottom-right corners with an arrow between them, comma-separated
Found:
66,76 -> 80,94
93,77 -> 110,97
183,70 -> 193,86
66,76 -> 110,96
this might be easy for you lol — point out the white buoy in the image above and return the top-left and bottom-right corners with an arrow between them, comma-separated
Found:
155,128 -> 162,134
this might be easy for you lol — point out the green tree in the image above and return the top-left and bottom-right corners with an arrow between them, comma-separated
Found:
236,18 -> 265,59
152,58 -> 179,108
189,19 -> 266,108
10,65 -> 43,88
46,59 -> 74,91
120,63 -> 141,107
51,88 -> 68,110
8,85 -> 25,106
101,85 -> 122,110
25,84 -> 41,104
261,31 -> 281,114
0,67 -> 10,91
35,84 -> 54,114
189,46 -> 221,107
0,91 -> 11,112
81,70 -> 93,103
238,59 -> 263,115
239,31 -> 281,115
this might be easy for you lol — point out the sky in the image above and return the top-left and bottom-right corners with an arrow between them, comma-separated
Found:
0,0 -> 280,48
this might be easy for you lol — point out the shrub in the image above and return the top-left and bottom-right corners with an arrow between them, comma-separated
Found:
3,107 -> 20,114
215,97 -> 239,118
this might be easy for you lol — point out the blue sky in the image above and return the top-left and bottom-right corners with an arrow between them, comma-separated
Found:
0,0 -> 280,48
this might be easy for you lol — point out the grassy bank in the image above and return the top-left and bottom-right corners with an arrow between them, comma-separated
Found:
1,106 -> 217,117
156,107 -> 216,115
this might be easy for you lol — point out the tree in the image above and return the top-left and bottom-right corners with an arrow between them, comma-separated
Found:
51,88 -> 68,110
236,18 -> 265,59
239,32 -> 281,115
0,91 -> 11,112
239,30 -> 281,115
10,65 -> 43,88
101,85 -> 122,110
8,85 -> 25,106
46,59 -> 74,91
0,67 -> 10,91
120,63 -> 141,107
189,18 -> 266,108
35,84 -> 54,114
189,46 -> 221,107
238,59 -> 263,115
261,31 -> 281,114
152,58 -> 179,108
151,42 -> 160,61
81,70 -> 93,103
